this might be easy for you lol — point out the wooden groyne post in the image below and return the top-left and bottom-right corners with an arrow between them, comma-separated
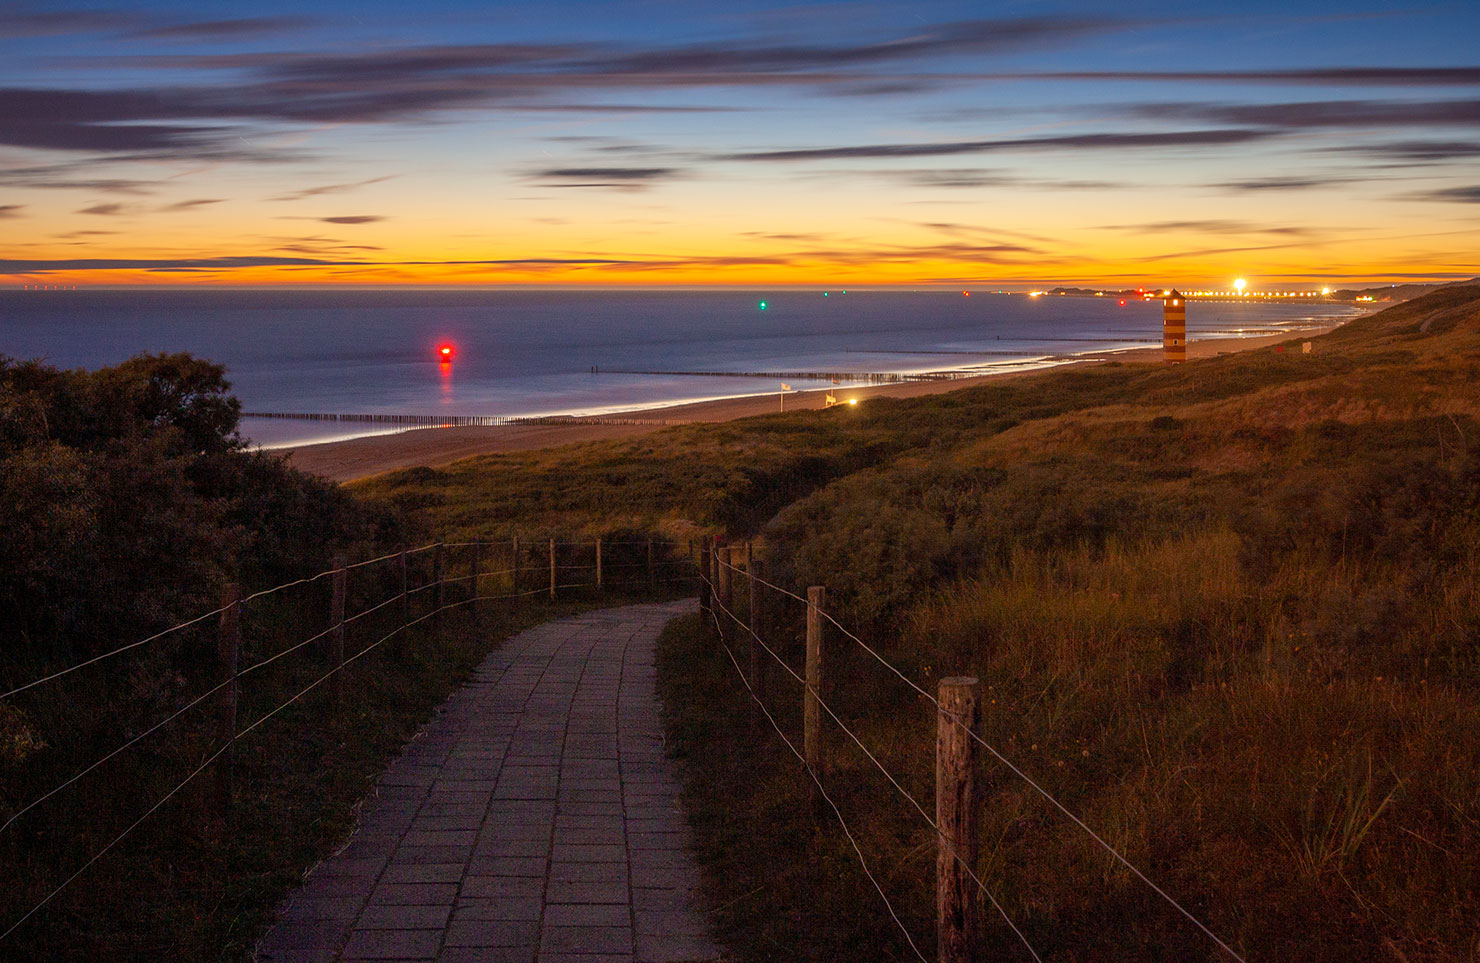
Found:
596,537 -> 603,592
549,538 -> 557,600
937,676 -> 981,963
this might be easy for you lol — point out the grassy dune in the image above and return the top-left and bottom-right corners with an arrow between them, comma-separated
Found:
358,287 -> 1480,961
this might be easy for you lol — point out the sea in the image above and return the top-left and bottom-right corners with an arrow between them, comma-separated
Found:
0,289 -> 1362,448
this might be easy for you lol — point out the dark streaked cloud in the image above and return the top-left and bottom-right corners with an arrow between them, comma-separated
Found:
317,215 -> 385,224
0,204 -> 23,219
1324,140 -> 1480,163
0,8 -> 139,37
998,68 -> 1480,87
531,167 -> 678,189
883,168 -> 1122,190
567,16 -> 1132,75
1,16 -> 1154,159
76,203 -> 126,216
1411,186 -> 1480,203
723,129 -> 1277,162
1129,98 -> 1480,129
1101,220 -> 1314,236
133,17 -> 315,41
1212,176 -> 1348,192
158,198 -> 223,212
269,177 -> 394,202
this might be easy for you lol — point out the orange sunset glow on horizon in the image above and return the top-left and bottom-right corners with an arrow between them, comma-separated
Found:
2,2 -> 1477,290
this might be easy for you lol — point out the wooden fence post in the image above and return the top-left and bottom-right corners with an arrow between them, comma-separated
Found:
937,676 -> 981,963
717,544 -> 733,615
471,538 -> 481,627
596,536 -> 603,592
216,582 -> 241,810
432,542 -> 444,642
647,539 -> 655,590
331,555 -> 347,701
549,537 -> 557,600
398,549 -> 409,626
805,585 -> 826,814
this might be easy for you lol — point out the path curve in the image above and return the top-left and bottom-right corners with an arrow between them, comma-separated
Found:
256,600 -> 721,963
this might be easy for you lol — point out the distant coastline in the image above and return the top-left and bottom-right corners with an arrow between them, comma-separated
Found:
282,324 -> 1342,483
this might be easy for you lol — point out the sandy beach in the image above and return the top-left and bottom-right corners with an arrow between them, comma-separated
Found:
279,328 -> 1332,483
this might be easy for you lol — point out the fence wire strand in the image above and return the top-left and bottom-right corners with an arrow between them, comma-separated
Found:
707,577 -> 1042,962
703,602 -> 931,963
715,555 -> 1247,963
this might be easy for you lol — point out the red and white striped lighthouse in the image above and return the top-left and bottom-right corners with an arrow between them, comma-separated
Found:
1163,290 -> 1186,364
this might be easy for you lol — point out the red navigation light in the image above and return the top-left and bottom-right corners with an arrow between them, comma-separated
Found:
438,344 -> 455,362
1118,299 -> 1125,305
962,291 -> 970,297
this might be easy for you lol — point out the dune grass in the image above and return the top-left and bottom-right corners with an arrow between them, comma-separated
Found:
361,286 -> 1480,960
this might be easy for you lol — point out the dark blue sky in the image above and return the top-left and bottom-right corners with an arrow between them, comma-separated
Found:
3,0 -> 1477,286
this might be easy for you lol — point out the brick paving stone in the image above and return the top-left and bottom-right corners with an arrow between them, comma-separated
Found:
255,601 -> 721,963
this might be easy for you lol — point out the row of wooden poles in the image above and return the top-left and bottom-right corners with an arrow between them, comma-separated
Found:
208,537 -> 684,810
694,535 -> 983,963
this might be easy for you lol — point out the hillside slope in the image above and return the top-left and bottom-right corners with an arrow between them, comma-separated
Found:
356,287 -> 1480,961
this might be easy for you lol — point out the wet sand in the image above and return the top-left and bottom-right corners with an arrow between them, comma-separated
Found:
280,328 -> 1330,483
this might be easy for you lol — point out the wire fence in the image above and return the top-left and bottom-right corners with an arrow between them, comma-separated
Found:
0,535 -> 696,946
694,544 -> 1248,963
2,531 -> 1251,958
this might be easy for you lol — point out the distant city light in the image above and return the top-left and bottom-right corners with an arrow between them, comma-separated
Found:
1321,287 -> 1331,295
848,398 -> 858,406
1233,278 -> 1247,293
438,344 -> 455,361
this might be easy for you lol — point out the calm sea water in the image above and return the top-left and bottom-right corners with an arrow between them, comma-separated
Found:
0,289 -> 1360,447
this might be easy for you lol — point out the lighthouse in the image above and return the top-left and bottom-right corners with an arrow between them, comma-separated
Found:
1163,290 -> 1186,365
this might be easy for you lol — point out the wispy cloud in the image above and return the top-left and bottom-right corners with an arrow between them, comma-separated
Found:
530,167 -> 679,189
1410,185 -> 1480,203
269,177 -> 395,202
0,17 -> 1157,159
132,17 -> 315,42
0,8 -> 139,37
0,204 -> 23,219
994,68 -> 1480,87
1100,220 -> 1314,236
158,198 -> 224,212
317,215 -> 385,224
722,129 -> 1277,162
1127,98 -> 1480,129
1211,176 -> 1350,193
1323,140 -> 1480,163
76,202 -> 127,215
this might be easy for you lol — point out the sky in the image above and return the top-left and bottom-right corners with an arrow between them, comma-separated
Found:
1,0 -> 1478,289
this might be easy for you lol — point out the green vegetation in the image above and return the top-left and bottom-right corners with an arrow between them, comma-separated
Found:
363,286 -> 1480,961
0,354 -> 680,961
4,287 -> 1476,959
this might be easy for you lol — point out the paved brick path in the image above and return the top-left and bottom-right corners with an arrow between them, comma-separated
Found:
256,600 -> 721,963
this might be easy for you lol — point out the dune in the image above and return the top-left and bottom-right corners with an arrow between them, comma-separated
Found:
279,327 -> 1335,483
